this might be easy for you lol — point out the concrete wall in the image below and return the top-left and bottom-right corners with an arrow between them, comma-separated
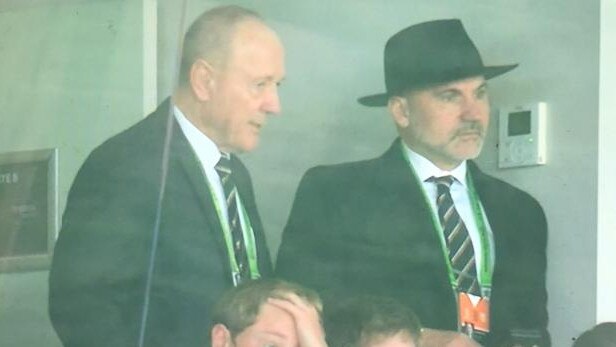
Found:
597,0 -> 616,323
0,1 -> 145,346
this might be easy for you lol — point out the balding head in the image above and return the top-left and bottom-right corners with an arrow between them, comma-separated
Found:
178,5 -> 265,87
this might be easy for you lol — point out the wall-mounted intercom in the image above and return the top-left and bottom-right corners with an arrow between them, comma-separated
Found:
498,102 -> 547,168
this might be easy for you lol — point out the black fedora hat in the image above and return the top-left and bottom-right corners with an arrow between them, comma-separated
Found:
358,19 -> 518,107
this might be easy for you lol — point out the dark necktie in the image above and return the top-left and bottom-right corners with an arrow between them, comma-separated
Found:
433,175 -> 480,296
215,152 -> 250,284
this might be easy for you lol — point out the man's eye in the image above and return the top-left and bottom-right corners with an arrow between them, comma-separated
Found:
476,88 -> 488,99
437,92 -> 458,102
255,81 -> 268,89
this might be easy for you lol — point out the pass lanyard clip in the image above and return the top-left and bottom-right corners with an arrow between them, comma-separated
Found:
458,292 -> 490,334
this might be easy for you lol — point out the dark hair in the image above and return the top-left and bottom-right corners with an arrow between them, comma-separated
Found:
324,296 -> 422,347
573,322 -> 616,347
210,278 -> 322,337
178,5 -> 262,86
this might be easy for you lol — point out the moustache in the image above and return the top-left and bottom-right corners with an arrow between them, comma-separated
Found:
454,122 -> 485,138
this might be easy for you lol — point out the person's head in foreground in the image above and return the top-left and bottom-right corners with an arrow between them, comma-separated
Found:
324,296 -> 421,347
573,322 -> 616,347
210,278 -> 324,347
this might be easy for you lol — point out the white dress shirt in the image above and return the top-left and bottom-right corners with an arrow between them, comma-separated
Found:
403,144 -> 495,282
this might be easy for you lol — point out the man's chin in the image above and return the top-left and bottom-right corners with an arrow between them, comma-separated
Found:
449,145 -> 483,163
456,150 -> 482,162
235,139 -> 260,153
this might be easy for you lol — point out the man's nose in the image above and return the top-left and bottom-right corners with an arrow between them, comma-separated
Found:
460,97 -> 488,121
262,87 -> 281,115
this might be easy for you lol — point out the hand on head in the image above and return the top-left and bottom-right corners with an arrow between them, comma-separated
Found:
267,293 -> 327,347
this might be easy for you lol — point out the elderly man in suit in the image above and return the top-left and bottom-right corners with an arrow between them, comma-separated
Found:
49,5 -> 284,347
276,19 -> 549,347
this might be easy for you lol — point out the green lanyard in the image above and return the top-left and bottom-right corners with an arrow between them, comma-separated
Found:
466,174 -> 493,292
400,144 -> 493,296
202,163 -> 261,285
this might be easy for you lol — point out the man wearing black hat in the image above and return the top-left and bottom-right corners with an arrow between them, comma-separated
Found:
276,19 -> 549,347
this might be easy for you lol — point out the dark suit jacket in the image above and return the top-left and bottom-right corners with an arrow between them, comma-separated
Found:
49,99 -> 272,347
276,139 -> 549,347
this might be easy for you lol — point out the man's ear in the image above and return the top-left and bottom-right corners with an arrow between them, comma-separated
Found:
190,59 -> 216,101
211,324 -> 232,347
388,96 -> 410,128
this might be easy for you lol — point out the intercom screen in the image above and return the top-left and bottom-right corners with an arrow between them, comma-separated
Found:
508,110 -> 531,136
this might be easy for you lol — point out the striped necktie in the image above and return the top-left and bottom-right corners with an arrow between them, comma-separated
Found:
433,175 -> 480,296
215,152 -> 250,284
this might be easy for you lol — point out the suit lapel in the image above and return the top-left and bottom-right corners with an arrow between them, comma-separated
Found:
376,139 -> 454,275
159,106 -> 233,279
377,139 -> 439,238
467,162 -> 503,246
467,162 -> 506,275
375,139 -> 459,327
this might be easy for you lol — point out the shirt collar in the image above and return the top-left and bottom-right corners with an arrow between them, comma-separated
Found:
402,142 -> 468,187
173,105 -> 221,168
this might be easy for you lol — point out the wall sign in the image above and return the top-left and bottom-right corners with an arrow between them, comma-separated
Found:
0,148 -> 57,272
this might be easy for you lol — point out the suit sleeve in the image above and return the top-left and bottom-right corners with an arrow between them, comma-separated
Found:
487,188 -> 551,347
517,199 -> 550,345
48,150 -> 156,347
275,168 -> 349,300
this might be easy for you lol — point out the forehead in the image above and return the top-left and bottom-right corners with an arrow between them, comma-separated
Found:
228,20 -> 283,60
412,75 -> 487,95
236,303 -> 297,347
218,20 -> 285,81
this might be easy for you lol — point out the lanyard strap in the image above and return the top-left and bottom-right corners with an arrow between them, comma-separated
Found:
207,178 -> 261,284
400,144 -> 493,295
465,175 -> 492,289
197,158 -> 261,284
237,196 -> 261,278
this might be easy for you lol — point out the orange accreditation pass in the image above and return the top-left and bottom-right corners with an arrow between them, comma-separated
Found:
458,292 -> 490,333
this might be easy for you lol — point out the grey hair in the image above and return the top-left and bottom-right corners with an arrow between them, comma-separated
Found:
178,5 -> 262,87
